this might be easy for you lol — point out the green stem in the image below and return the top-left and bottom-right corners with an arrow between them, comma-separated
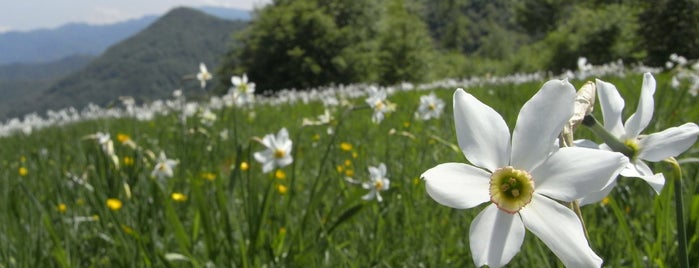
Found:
581,115 -> 634,157
664,157 -> 688,268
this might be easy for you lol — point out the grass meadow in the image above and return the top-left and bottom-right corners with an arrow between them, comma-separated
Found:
0,71 -> 697,267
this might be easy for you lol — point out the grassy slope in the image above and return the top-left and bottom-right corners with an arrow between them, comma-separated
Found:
0,72 -> 697,267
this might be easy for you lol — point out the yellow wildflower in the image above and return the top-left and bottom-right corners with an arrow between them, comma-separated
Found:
344,159 -> 352,167
117,133 -> 131,143
340,142 -> 353,151
240,161 -> 249,171
18,167 -> 28,177
274,170 -> 287,180
201,172 -> 216,181
57,203 -> 67,213
123,156 -> 134,166
344,169 -> 354,177
171,192 -> 187,202
277,184 -> 288,195
106,198 -> 122,211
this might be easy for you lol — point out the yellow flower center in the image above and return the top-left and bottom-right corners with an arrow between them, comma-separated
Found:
623,138 -> 640,159
375,100 -> 385,110
274,149 -> 286,159
489,166 -> 534,214
374,180 -> 384,190
428,103 -> 436,111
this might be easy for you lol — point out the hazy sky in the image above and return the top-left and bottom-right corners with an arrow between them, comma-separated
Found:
0,0 -> 270,33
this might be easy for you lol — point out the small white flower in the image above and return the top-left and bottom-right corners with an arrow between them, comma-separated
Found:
199,108 -> 217,127
151,151 -> 178,180
579,73 -> 699,204
228,73 -> 256,105
254,128 -> 293,173
196,63 -> 212,89
415,92 -> 445,120
365,87 -> 394,124
361,163 -> 390,202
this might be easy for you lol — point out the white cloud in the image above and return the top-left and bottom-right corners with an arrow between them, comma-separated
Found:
0,25 -> 13,33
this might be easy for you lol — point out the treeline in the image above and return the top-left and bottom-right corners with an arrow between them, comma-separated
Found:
217,0 -> 699,92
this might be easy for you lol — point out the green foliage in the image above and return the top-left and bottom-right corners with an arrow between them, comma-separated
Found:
376,0 -> 435,85
518,4 -> 643,72
223,0 -> 384,92
637,0 -> 699,66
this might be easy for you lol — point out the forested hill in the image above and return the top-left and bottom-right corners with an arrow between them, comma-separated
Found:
23,7 -> 247,116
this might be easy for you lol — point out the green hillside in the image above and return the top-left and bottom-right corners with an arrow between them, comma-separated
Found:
28,7 -> 247,116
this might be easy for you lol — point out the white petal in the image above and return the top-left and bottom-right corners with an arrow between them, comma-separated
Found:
620,160 -> 665,194
470,204 -> 525,268
421,163 -> 491,209
231,76 -> 242,86
531,147 -> 627,202
520,195 -> 603,268
624,73 -> 656,138
573,139 -> 600,149
596,79 -> 626,137
511,80 -> 575,171
453,88 -> 510,171
579,180 -> 616,206
638,123 -> 699,162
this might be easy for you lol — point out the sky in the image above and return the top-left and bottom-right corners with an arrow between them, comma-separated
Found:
0,0 -> 270,33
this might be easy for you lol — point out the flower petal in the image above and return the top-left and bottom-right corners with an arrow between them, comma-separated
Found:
453,88 -> 510,171
520,194 -> 603,268
624,73 -> 656,138
579,180 -> 616,206
421,163 -> 490,209
638,123 -> 699,162
620,159 -> 665,194
531,147 -> 627,202
511,80 -> 575,171
470,204 -> 525,268
596,78 -> 626,137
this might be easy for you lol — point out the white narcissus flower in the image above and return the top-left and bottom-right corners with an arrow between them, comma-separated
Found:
151,151 -> 178,180
421,83 -> 628,268
579,73 -> 699,204
254,128 -> 293,173
361,163 -> 390,202
415,92 -> 445,120
365,87 -> 394,124
229,73 -> 256,105
196,63 -> 212,89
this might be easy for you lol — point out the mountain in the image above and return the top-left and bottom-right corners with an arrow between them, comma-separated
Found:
18,7 -> 248,117
0,55 -> 94,118
0,7 -> 250,65
198,6 -> 252,21
0,16 -> 158,65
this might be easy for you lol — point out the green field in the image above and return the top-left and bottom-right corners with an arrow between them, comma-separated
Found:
0,71 -> 697,267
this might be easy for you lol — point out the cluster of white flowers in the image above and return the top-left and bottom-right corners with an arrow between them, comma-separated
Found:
0,59 -> 686,138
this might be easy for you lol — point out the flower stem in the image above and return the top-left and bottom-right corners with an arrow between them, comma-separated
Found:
581,115 -> 634,157
664,157 -> 689,268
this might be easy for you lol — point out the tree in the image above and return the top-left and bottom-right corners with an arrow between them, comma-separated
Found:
376,0 -> 435,85
638,0 -> 699,66
218,0 -> 383,92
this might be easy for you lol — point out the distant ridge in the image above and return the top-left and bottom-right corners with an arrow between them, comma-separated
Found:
0,6 -> 250,65
21,7 -> 247,117
0,16 -> 158,64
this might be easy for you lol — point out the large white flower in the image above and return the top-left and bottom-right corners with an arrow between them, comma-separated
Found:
254,128 -> 293,173
579,73 -> 699,204
361,163 -> 390,202
421,82 -> 628,268
196,63 -> 212,89
415,92 -> 445,120
228,73 -> 256,105
151,151 -> 178,180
